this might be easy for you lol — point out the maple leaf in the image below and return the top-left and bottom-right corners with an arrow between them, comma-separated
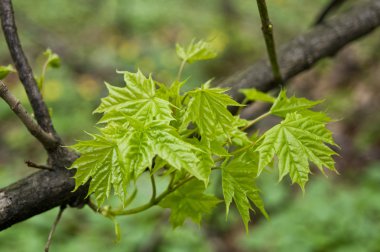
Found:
256,112 -> 337,190
181,83 -> 241,139
176,39 -> 217,63
69,132 -> 129,206
94,70 -> 173,124
222,152 -> 268,231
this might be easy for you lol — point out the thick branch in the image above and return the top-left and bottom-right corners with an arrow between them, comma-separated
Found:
0,147 -> 85,231
0,0 -> 57,136
0,81 -> 58,150
219,0 -> 380,102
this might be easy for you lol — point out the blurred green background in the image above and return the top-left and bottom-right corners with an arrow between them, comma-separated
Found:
1,0 -> 380,251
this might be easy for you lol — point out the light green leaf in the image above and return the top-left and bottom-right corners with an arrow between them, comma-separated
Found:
0,64 -> 16,80
159,180 -> 221,227
185,138 -> 214,185
222,152 -> 268,231
240,88 -> 275,103
94,70 -> 174,124
230,117 -> 251,146
43,48 -> 61,68
176,39 -> 217,63
69,133 -> 129,206
123,128 -> 155,178
270,90 -> 323,117
148,122 -> 205,182
256,112 -> 337,190
181,84 -> 241,139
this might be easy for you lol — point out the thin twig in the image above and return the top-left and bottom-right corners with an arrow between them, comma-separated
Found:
314,0 -> 347,26
25,160 -> 54,171
0,0 -> 57,135
0,80 -> 58,150
256,0 -> 282,85
45,205 -> 66,252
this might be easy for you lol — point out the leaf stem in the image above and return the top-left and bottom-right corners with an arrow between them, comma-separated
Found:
111,176 -> 194,216
38,58 -> 49,96
241,111 -> 271,131
150,174 -> 157,203
256,0 -> 283,85
177,60 -> 186,81
124,187 -> 137,207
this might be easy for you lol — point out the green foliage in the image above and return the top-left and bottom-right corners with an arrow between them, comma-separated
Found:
159,180 -> 221,227
69,40 -> 338,234
180,82 -> 241,139
256,112 -> 336,190
176,39 -> 217,64
69,131 -> 128,206
43,48 -> 61,68
36,49 -> 61,92
222,152 -> 268,231
0,64 -> 16,80
94,71 -> 173,124
239,88 -> 275,103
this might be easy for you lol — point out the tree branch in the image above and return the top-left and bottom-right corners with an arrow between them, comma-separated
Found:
0,0 -> 58,137
0,0 -> 380,231
219,0 -> 380,102
0,81 -> 58,150
314,0 -> 347,26
0,148 -> 86,230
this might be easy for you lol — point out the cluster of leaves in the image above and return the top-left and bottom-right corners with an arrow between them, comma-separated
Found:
69,40 -> 338,232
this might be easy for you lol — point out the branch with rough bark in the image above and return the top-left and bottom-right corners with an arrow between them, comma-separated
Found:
0,0 -> 58,137
0,0 -> 380,231
220,0 -> 380,102
0,80 -> 58,150
314,0 -> 347,26
0,0 -> 84,231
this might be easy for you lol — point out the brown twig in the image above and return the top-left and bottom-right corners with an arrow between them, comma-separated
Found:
44,205 -> 66,252
314,0 -> 347,26
219,0 -> 380,103
25,160 -> 54,171
0,0 -> 57,137
0,80 -> 58,150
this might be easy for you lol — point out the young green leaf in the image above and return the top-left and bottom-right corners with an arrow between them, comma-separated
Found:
176,39 -> 217,63
94,70 -> 174,124
240,88 -> 275,103
181,83 -> 241,139
256,112 -> 337,190
159,180 -> 221,227
69,132 -> 129,206
185,138 -> 214,185
270,90 -> 323,117
222,152 -> 268,231
43,48 -> 61,68
148,122 -> 206,183
0,64 -> 16,80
